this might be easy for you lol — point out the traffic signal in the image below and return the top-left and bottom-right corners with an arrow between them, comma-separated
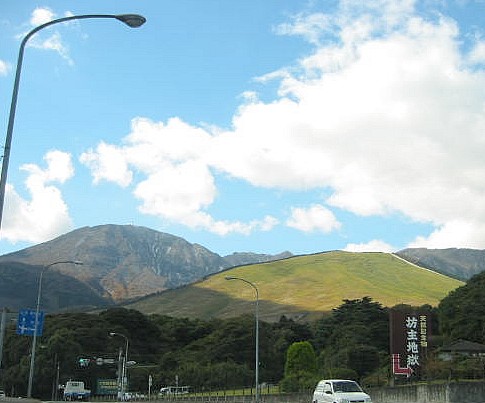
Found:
79,358 -> 90,367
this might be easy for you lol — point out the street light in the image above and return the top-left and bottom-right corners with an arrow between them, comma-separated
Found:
0,13 -> 146,233
225,276 -> 260,403
27,260 -> 83,398
110,332 -> 129,400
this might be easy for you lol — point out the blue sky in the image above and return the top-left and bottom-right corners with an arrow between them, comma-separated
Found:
1,0 -> 485,256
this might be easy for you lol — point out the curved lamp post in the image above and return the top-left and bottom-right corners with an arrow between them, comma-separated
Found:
27,260 -> 83,398
110,331 -> 129,400
0,13 -> 146,233
225,276 -> 260,403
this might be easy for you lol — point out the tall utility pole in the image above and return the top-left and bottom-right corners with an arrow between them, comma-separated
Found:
225,276 -> 260,403
27,261 -> 83,397
0,308 -> 6,378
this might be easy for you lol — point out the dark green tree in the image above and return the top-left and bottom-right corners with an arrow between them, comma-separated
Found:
312,297 -> 388,380
438,271 -> 485,343
281,341 -> 319,392
315,297 -> 388,351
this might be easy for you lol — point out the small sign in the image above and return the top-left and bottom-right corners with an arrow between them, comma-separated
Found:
96,358 -> 116,365
97,379 -> 118,395
17,309 -> 44,336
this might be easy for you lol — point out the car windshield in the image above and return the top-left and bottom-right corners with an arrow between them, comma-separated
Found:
333,381 -> 362,393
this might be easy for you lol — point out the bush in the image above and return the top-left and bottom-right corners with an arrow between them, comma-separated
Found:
280,371 -> 320,393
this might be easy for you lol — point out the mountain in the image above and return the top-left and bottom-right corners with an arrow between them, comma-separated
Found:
125,251 -> 464,322
0,261 -> 109,312
222,251 -> 293,267
0,224 -> 481,317
0,224 -> 290,312
395,248 -> 485,280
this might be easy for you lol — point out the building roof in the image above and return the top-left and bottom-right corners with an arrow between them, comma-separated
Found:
441,340 -> 485,353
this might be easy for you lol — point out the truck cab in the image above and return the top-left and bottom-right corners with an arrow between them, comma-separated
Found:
63,380 -> 91,401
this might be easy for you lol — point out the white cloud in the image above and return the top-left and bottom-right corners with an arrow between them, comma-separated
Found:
133,161 -> 278,235
468,41 -> 485,64
80,117 -> 278,236
344,240 -> 394,253
30,7 -> 56,26
275,13 -> 332,45
286,205 -> 341,233
21,7 -> 74,65
28,31 -> 73,66
409,220 -> 485,250
134,160 -> 216,222
1,150 -> 73,243
0,60 -> 10,76
80,1 -> 485,248
80,142 -> 133,187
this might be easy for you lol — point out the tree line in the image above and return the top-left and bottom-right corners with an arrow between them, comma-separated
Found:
1,269 -> 484,399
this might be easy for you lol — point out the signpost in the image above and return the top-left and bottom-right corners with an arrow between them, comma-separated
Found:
390,310 -> 429,379
16,309 -> 44,336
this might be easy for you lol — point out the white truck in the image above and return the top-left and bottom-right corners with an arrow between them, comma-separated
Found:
63,380 -> 91,401
312,379 -> 372,403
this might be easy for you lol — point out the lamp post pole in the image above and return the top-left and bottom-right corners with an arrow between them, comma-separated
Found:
0,13 -> 146,233
225,276 -> 259,403
110,332 -> 129,400
27,260 -> 83,398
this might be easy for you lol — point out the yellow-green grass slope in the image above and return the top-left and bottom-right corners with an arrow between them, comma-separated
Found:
126,251 -> 463,322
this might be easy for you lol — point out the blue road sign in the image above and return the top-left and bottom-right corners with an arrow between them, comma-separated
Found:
17,309 -> 44,336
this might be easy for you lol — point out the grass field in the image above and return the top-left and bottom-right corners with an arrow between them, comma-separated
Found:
127,251 -> 463,321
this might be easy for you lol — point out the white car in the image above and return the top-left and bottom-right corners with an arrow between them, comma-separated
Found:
312,379 -> 372,403
0,390 -> 5,400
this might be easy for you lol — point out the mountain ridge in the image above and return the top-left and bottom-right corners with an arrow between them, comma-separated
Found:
125,250 -> 464,322
395,247 -> 485,280
0,224 -> 482,316
0,224 -> 291,311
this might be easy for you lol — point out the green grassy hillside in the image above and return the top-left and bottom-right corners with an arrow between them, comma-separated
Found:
126,251 -> 463,321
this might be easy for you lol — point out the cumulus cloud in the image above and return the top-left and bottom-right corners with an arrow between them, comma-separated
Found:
80,142 -> 133,187
0,60 -> 10,76
21,7 -> 75,65
275,13 -> 332,45
30,7 -> 56,26
286,205 -> 341,233
1,150 -> 74,243
79,117 -> 279,236
80,1 -> 485,249
344,240 -> 394,253
408,220 -> 485,250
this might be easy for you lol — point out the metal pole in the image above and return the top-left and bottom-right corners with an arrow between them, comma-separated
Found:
110,332 -> 129,400
27,260 -> 82,397
0,307 -> 6,374
117,347 -> 123,400
123,336 -> 129,398
51,353 -> 57,401
55,358 -> 60,401
27,266 -> 46,398
225,276 -> 259,403
0,13 -> 145,233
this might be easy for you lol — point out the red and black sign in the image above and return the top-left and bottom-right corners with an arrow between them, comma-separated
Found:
390,310 -> 429,377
